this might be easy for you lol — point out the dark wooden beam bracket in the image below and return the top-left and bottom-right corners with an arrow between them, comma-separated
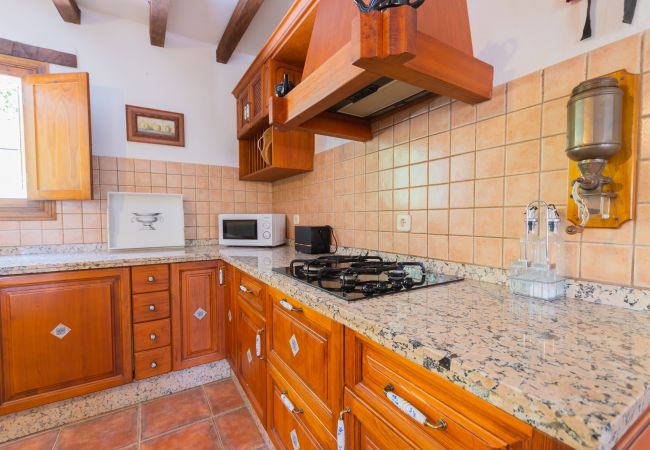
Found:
52,0 -> 81,24
0,38 -> 77,68
150,0 -> 171,47
217,0 -> 265,64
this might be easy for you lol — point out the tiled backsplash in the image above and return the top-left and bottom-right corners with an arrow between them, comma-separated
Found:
0,157 -> 272,246
273,32 -> 650,289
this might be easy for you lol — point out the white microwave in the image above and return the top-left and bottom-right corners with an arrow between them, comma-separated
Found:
218,214 -> 286,247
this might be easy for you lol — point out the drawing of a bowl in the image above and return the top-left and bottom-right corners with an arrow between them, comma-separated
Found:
132,213 -> 164,230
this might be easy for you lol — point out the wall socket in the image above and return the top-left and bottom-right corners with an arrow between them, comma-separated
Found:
396,214 -> 411,232
293,215 -> 300,225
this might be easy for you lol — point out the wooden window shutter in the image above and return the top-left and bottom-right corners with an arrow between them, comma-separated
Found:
22,72 -> 92,200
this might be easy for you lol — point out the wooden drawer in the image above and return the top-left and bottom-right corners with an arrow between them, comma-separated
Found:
344,330 -> 532,450
133,291 -> 170,323
267,287 -> 344,433
267,362 -> 336,450
134,346 -> 171,380
132,264 -> 169,294
134,319 -> 171,352
237,271 -> 265,314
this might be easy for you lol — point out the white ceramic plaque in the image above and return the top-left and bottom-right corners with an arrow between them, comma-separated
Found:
289,334 -> 300,356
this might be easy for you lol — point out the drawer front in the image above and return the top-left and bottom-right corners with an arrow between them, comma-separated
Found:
237,272 -> 265,314
134,319 -> 171,352
134,346 -> 171,380
133,291 -> 170,323
268,363 -> 335,450
132,264 -> 169,294
345,331 -> 529,450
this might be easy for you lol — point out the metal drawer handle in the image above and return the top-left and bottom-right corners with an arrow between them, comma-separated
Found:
256,328 -> 265,359
280,299 -> 303,313
147,276 -> 156,283
150,333 -> 157,341
148,304 -> 156,311
239,285 -> 252,293
150,361 -> 158,369
384,385 -> 447,430
280,391 -> 303,414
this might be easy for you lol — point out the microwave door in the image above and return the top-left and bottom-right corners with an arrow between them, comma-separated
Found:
222,219 -> 258,240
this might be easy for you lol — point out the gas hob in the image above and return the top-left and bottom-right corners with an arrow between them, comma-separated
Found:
273,254 -> 463,301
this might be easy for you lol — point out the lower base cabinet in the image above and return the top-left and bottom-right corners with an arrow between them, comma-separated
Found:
0,268 -> 132,415
237,296 -> 267,426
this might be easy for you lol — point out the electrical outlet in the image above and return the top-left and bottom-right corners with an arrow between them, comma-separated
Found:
293,215 -> 300,225
396,214 -> 411,232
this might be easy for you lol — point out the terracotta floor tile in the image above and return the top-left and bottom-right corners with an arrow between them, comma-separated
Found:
204,380 -> 244,415
140,421 -> 220,450
57,407 -> 138,450
214,408 -> 264,450
141,388 -> 211,439
0,429 -> 59,450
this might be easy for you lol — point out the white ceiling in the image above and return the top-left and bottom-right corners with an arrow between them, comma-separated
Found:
76,0 -> 294,56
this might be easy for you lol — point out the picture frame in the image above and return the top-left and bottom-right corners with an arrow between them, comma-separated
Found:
107,192 -> 185,250
125,105 -> 185,147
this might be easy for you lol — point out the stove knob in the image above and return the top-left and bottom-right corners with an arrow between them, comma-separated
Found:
263,231 -> 271,239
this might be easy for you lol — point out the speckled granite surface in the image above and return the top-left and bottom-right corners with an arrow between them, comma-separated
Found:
0,244 -> 648,449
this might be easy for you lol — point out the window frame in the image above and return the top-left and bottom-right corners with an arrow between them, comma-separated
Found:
0,54 -> 56,221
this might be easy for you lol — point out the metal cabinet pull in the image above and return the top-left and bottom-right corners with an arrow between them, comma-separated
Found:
148,304 -> 156,311
218,268 -> 224,286
150,361 -> 158,369
150,334 -> 157,341
384,384 -> 447,430
280,391 -> 303,414
239,285 -> 252,293
280,299 -> 303,313
147,276 -> 156,282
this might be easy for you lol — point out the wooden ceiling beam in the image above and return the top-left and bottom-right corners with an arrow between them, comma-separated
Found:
52,0 -> 81,24
150,0 -> 171,47
217,0 -> 264,64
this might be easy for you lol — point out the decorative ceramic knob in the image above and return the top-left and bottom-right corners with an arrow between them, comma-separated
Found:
150,361 -> 158,369
148,276 -> 155,282
148,305 -> 156,311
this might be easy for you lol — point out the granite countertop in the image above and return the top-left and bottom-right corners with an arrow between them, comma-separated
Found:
0,245 -> 648,449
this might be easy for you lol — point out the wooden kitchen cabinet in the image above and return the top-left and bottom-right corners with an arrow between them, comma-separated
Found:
224,264 -> 237,368
0,268 -> 132,414
171,261 -> 225,371
237,296 -> 267,426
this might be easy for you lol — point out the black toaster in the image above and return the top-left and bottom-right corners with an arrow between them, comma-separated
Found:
295,226 -> 332,254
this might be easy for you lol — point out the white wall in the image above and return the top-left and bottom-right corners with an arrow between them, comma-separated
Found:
1,0 -> 253,167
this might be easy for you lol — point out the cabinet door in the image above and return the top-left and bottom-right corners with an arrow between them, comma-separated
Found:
237,299 -> 267,426
250,73 -> 264,124
237,89 -> 251,136
22,72 -> 92,200
171,261 -> 224,370
0,268 -> 132,414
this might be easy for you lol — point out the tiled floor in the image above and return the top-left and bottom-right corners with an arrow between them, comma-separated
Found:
0,379 -> 270,450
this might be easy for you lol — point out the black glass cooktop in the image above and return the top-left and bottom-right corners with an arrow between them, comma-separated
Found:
273,254 -> 463,301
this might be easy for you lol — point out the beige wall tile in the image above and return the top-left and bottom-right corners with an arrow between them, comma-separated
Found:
428,185 -> 449,209
394,189 -> 409,210
378,170 -> 393,191
477,84 -> 506,120
428,132 -> 450,160
506,105 -> 541,144
378,231 -> 393,252
588,34 -> 641,78
409,187 -> 427,210
476,115 -> 506,150
506,140 -> 540,175
449,209 -> 474,236
393,166 -> 409,189
541,135 -> 568,171
427,210 -> 448,234
411,211 -> 428,233
634,246 -> 650,287
542,97 -> 568,137
540,170 -> 568,206
507,71 -> 542,111
410,113 -> 428,140
641,116 -> 650,161
428,158 -> 449,185
474,237 -> 503,267
582,220 -> 635,245
476,147 -> 505,179
450,124 -> 476,155
394,143 -> 410,167
451,101 -> 476,128
475,177 -> 504,207
410,163 -> 428,187
450,153 -> 475,182
581,243 -> 632,285
638,161 -> 650,202
450,181 -> 475,208
543,55 -> 586,101
449,235 -> 473,263
502,238 -> 520,267
636,203 -> 650,245
429,105 -> 450,135
474,208 -> 503,237
394,120 -> 410,145
393,232 -> 409,254
409,233 -> 428,257
505,173 -> 540,206
410,138 -> 428,164
428,234 -> 449,259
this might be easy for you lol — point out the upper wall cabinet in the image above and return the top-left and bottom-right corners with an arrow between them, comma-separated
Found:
22,72 -> 92,200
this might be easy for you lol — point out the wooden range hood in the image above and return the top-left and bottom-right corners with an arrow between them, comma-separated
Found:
268,0 -> 494,142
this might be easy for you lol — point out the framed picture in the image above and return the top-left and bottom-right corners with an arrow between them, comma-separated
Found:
125,105 -> 185,147
107,192 -> 185,250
